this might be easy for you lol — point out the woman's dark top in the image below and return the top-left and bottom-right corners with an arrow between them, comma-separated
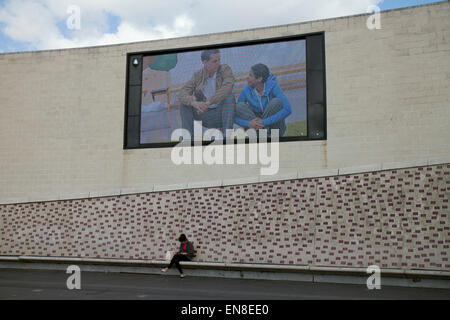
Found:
179,241 -> 195,260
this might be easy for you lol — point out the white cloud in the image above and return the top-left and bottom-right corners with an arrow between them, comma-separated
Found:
0,0 -> 382,52
0,1 -> 58,43
79,16 -> 195,48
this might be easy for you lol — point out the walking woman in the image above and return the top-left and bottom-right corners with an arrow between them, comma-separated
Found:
161,234 -> 195,278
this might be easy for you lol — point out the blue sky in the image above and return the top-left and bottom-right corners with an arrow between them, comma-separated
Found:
378,0 -> 442,10
0,0 -> 445,53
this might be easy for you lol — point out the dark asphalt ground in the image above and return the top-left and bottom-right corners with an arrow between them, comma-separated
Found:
0,268 -> 449,300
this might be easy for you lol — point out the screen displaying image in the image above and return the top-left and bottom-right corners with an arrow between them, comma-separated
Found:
139,39 -> 307,144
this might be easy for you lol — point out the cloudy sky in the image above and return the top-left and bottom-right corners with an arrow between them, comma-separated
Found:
0,0 -> 443,53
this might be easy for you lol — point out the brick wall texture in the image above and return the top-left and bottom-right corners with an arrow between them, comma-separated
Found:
1,163 -> 449,270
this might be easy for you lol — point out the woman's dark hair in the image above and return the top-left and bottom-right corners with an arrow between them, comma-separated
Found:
178,234 -> 187,242
251,63 -> 270,83
201,49 -> 220,62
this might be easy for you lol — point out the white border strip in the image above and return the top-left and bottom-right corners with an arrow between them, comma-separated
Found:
0,157 -> 448,205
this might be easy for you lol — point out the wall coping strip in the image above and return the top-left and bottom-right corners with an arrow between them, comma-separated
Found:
0,157 -> 448,205
1,256 -> 449,278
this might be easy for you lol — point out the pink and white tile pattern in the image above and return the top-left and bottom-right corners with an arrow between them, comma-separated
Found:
0,164 -> 449,270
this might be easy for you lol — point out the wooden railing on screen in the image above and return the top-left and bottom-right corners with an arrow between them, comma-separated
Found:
149,62 -> 306,110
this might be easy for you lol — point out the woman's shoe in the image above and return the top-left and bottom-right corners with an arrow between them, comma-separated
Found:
161,268 -> 169,273
180,274 -> 185,278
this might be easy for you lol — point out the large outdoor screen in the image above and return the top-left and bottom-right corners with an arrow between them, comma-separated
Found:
125,33 -> 326,148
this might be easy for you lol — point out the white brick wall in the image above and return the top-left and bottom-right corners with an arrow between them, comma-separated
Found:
0,2 -> 449,201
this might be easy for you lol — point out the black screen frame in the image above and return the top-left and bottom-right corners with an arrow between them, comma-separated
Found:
124,31 -> 326,149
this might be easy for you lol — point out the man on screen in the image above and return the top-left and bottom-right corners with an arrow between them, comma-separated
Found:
235,63 -> 291,137
178,49 -> 235,138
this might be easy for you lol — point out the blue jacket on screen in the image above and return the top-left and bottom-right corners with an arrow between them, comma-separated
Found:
235,73 -> 292,127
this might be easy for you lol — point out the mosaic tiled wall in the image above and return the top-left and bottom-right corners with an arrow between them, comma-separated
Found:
1,164 -> 449,270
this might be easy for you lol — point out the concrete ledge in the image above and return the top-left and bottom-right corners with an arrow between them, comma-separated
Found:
222,176 -> 259,187
428,156 -> 450,166
120,185 -> 154,196
381,159 -> 428,170
0,197 -> 28,205
299,169 -> 339,179
89,189 -> 122,199
1,256 -> 450,289
0,256 -> 20,262
186,180 -> 223,189
259,172 -> 298,183
153,183 -> 188,192
338,164 -> 382,176
16,256 -> 158,266
58,192 -> 90,201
